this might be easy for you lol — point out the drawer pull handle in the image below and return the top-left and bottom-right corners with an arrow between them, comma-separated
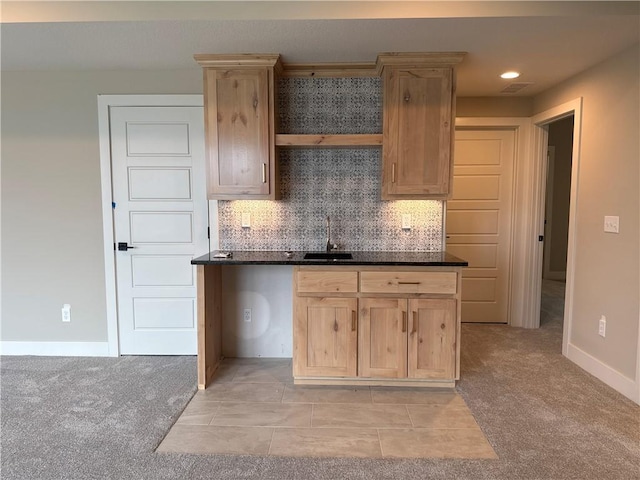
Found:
392,163 -> 396,183
333,320 -> 338,332
352,311 -> 357,331
398,281 -> 421,285
412,311 -> 417,334
262,163 -> 267,183
402,311 -> 407,332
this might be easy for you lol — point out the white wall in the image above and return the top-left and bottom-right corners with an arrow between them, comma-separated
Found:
1,69 -> 202,344
221,266 -> 293,358
533,44 -> 640,399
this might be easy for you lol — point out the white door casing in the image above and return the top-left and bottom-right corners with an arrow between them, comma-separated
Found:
109,105 -> 208,354
447,129 -> 516,323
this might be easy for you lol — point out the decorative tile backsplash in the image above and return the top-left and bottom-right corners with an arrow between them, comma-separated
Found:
277,77 -> 382,134
218,77 -> 444,252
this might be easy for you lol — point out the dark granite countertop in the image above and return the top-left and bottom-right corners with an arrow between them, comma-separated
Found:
191,251 -> 467,266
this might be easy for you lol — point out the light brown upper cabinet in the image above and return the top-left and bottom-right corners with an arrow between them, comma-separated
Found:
377,53 -> 465,199
194,54 -> 282,199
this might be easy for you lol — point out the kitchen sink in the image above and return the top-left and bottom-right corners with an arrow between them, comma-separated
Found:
303,252 -> 353,260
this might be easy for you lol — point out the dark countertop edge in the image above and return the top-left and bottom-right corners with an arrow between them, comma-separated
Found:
192,260 -> 468,266
191,251 -> 468,267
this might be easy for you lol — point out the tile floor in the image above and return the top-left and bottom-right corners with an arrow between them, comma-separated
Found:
157,358 -> 496,459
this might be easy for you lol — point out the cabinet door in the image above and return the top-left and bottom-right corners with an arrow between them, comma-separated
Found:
408,299 -> 456,379
293,297 -> 358,378
359,298 -> 407,378
382,67 -> 453,199
204,67 -> 272,198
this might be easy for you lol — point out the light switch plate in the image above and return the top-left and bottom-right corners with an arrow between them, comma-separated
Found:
61,304 -> 71,323
604,215 -> 619,233
402,214 -> 411,230
241,213 -> 251,228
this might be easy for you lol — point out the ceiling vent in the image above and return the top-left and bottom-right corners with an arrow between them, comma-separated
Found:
500,82 -> 533,94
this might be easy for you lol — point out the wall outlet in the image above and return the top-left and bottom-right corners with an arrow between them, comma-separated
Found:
241,213 -> 251,228
598,315 -> 606,337
61,304 -> 71,323
243,308 -> 252,323
402,214 -> 412,230
604,216 -> 619,233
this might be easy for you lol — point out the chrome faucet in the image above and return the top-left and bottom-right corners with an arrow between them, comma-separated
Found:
326,216 -> 334,252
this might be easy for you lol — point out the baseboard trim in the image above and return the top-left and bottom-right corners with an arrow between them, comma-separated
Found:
566,342 -> 639,404
0,341 -> 113,357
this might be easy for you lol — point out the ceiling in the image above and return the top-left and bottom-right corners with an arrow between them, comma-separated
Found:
2,1 -> 639,97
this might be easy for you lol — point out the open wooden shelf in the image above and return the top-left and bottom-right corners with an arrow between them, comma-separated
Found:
275,134 -> 383,147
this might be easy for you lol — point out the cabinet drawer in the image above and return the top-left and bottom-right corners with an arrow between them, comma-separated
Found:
297,271 -> 358,294
360,271 -> 457,294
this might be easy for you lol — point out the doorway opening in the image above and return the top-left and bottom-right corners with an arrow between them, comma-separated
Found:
529,98 -> 582,358
540,116 -> 574,343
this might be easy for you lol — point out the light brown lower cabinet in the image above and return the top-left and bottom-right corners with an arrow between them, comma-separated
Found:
293,266 -> 462,387
358,298 -> 456,380
293,296 -> 358,378
359,298 -> 407,378
407,299 -> 457,380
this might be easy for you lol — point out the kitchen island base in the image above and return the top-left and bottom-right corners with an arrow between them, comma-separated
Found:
193,252 -> 467,390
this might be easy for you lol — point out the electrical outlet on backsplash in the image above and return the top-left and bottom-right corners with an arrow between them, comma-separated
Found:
217,76 -> 444,252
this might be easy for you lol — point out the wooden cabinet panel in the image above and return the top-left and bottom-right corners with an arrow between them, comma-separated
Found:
297,270 -> 358,294
360,271 -> 457,295
196,54 -> 281,200
377,53 -> 464,200
382,67 -> 452,198
293,297 -> 358,377
208,68 -> 270,196
408,299 -> 456,379
359,298 -> 407,378
292,266 -> 461,386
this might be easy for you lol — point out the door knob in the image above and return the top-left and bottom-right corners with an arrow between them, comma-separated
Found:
117,242 -> 135,251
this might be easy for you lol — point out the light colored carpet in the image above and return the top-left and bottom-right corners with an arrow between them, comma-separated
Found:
2,283 -> 639,479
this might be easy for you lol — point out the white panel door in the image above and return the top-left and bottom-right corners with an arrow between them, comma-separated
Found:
111,106 -> 208,354
446,129 -> 515,323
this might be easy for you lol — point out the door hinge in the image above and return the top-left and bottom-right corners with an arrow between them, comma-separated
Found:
538,235 -> 544,241
207,227 -> 210,239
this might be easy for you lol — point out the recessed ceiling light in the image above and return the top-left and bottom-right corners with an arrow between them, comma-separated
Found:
501,71 -> 520,79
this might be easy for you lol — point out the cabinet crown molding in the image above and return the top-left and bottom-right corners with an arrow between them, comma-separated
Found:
194,53 -> 283,73
375,52 -> 466,75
